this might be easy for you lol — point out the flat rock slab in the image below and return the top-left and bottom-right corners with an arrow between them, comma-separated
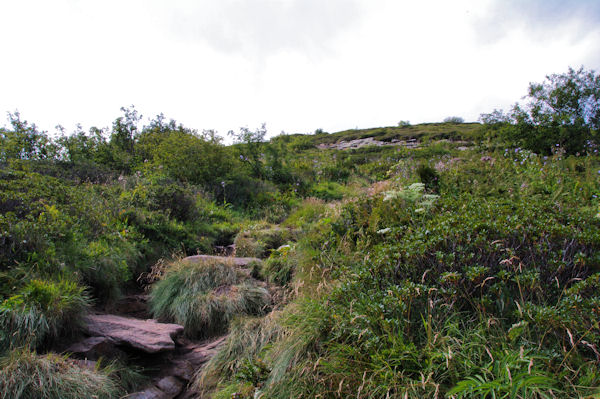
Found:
183,255 -> 261,267
84,314 -> 184,353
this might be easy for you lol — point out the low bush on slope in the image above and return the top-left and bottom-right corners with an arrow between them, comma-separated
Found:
205,148 -> 600,398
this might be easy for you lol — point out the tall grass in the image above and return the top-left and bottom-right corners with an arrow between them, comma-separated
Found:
0,278 -> 91,351
195,311 -> 285,394
149,258 -> 270,337
0,348 -> 120,399
233,223 -> 297,258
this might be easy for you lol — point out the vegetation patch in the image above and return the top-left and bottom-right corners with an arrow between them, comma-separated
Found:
149,258 -> 270,338
196,312 -> 285,395
0,279 -> 90,352
233,224 -> 298,258
0,348 -> 120,399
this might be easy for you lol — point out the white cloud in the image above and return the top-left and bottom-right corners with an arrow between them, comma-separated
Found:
0,0 -> 598,139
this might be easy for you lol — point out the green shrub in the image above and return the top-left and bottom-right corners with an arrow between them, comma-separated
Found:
149,258 -> 270,337
416,163 -> 439,192
309,181 -> 346,200
234,225 -> 297,258
0,348 -> 120,399
262,246 -> 295,286
209,148 -> 600,398
283,198 -> 329,229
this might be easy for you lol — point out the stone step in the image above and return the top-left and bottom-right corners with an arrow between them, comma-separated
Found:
83,314 -> 184,353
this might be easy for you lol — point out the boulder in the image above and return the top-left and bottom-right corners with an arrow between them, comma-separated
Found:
167,359 -> 196,382
84,314 -> 184,353
164,336 -> 227,381
156,376 -> 183,397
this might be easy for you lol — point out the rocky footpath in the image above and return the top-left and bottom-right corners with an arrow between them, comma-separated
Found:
66,299 -> 227,398
63,254 -> 271,398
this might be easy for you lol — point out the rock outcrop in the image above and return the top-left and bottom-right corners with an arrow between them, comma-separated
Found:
84,314 -> 184,353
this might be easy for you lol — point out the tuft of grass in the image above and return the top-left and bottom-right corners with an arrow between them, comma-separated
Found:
0,278 -> 91,352
0,348 -> 120,399
149,258 -> 270,338
195,311 -> 284,395
100,359 -> 149,394
262,246 -> 295,286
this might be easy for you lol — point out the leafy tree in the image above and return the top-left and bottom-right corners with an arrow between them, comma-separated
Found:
264,133 -> 294,186
229,124 -> 267,179
56,124 -> 109,165
108,106 -> 142,172
443,116 -> 464,123
0,112 -> 57,161
135,114 -> 180,164
482,66 -> 600,154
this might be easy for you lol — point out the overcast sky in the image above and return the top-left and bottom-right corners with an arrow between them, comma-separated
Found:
1,0 -> 599,139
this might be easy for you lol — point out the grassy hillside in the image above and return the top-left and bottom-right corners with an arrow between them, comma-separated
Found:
1,84 -> 599,397
197,138 -> 600,398
310,122 -> 482,144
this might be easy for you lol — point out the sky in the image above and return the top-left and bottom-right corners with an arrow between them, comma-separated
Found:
1,0 -> 599,140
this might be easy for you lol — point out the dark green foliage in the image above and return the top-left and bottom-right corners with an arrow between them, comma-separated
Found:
416,163 -> 439,192
481,66 -> 600,154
